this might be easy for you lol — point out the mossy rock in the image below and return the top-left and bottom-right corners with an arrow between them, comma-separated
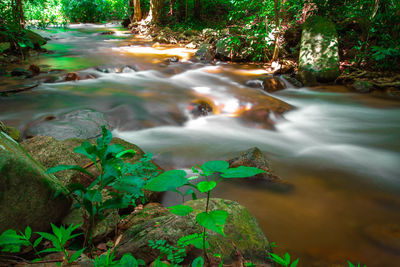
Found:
24,30 -> 47,49
299,16 -> 340,83
115,198 -> 273,266
0,132 -> 71,233
0,121 -> 22,142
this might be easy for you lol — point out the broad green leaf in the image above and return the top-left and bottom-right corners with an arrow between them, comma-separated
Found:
169,205 -> 193,216
197,181 -> 216,193
116,149 -> 136,159
37,247 -> 61,254
195,210 -> 228,236
191,256 -> 204,267
290,258 -> 300,267
46,165 -> 94,177
268,253 -> 286,265
0,229 -> 28,253
73,142 -> 96,162
221,166 -> 265,178
144,170 -> 187,192
50,223 -> 62,242
201,161 -> 229,174
118,253 -> 138,267
24,226 -> 31,240
69,248 -> 85,263
33,236 -> 43,248
84,190 -> 102,202
284,252 -> 290,264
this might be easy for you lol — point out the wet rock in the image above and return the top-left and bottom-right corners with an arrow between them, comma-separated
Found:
299,16 -> 340,83
0,131 -> 71,233
168,56 -> 179,63
263,76 -> 286,92
115,198 -> 273,266
0,121 -> 22,142
227,147 -> 280,183
215,39 -> 230,60
95,65 -> 137,73
245,79 -> 264,89
195,43 -> 215,61
188,99 -> 214,118
296,69 -> 318,87
99,31 -> 115,35
281,74 -> 303,88
364,223 -> 400,253
273,64 -> 295,76
237,94 -> 293,115
65,72 -> 79,81
351,80 -> 373,93
237,105 -> 276,130
25,109 -> 110,140
185,42 -> 197,49
28,64 -> 41,76
11,67 -> 33,78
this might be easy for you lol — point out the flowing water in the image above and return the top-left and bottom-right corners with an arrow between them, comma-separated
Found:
1,24 -> 400,266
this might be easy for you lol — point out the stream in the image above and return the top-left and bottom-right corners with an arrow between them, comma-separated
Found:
1,23 -> 400,266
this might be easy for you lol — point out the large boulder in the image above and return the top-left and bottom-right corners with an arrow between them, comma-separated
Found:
195,43 -> 215,61
115,199 -> 273,266
299,16 -> 340,84
24,109 -> 110,140
0,132 -> 71,233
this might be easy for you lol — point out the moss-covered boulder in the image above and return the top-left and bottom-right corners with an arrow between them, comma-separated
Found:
299,16 -> 340,83
0,121 -> 22,142
0,132 -> 71,233
24,30 -> 47,49
115,198 -> 273,266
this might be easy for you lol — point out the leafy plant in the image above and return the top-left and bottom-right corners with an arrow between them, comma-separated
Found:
36,223 -> 84,266
93,248 -> 145,267
47,126 -> 159,248
149,239 -> 186,265
0,226 -> 38,253
348,261 -> 367,267
145,160 -> 265,264
268,251 -> 299,267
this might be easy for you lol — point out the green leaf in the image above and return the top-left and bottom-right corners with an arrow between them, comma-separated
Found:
347,261 -> 355,267
46,165 -> 94,177
116,149 -> 136,159
73,142 -> 96,162
144,170 -> 187,192
197,181 -> 216,193
24,226 -> 31,240
69,248 -> 85,263
84,190 -> 102,202
201,161 -> 229,174
38,247 -> 61,254
118,253 -> 138,267
284,252 -> 290,264
195,210 -> 228,236
33,237 -> 43,248
221,166 -> 265,178
169,205 -> 193,216
268,253 -> 286,265
191,256 -> 204,267
290,258 -> 299,267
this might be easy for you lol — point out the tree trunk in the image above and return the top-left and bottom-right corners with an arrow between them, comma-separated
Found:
271,0 -> 280,62
194,0 -> 201,20
147,0 -> 164,24
169,0 -> 175,16
133,0 -> 142,22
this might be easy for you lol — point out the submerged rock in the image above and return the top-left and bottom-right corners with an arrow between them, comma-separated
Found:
227,147 -> 280,183
263,76 -> 286,92
115,198 -> 273,266
25,109 -> 110,140
299,16 -> 340,83
245,79 -> 264,89
188,99 -> 215,118
0,131 -> 71,233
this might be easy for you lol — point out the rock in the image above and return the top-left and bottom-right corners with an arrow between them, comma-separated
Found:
351,80 -> 373,93
363,223 -> 400,253
201,28 -> 217,39
183,29 -> 198,37
299,16 -> 340,83
237,106 -> 276,130
0,121 -> 22,142
65,72 -> 79,81
25,109 -> 110,140
22,136 -> 162,202
115,198 -> 273,266
195,43 -> 215,61
263,77 -> 286,92
245,79 -> 264,89
99,31 -> 115,35
24,30 -> 47,49
188,100 -> 215,118
11,67 -> 33,78
296,69 -> 318,87
95,65 -> 137,73
227,147 -> 280,182
281,74 -> 303,88
28,64 -> 41,76
236,94 -> 293,115
168,56 -> 179,63
0,131 -> 71,233
185,42 -> 197,49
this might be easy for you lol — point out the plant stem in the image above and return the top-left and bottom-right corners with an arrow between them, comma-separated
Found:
203,190 -> 211,266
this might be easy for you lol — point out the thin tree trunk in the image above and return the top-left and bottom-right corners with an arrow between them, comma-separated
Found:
271,0 -> 280,62
194,0 -> 201,20
147,0 -> 163,24
169,0 -> 175,16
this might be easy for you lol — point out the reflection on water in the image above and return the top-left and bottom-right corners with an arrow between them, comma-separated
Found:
1,24 -> 400,266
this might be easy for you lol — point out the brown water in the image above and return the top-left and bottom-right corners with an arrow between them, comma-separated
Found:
1,24 -> 400,266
